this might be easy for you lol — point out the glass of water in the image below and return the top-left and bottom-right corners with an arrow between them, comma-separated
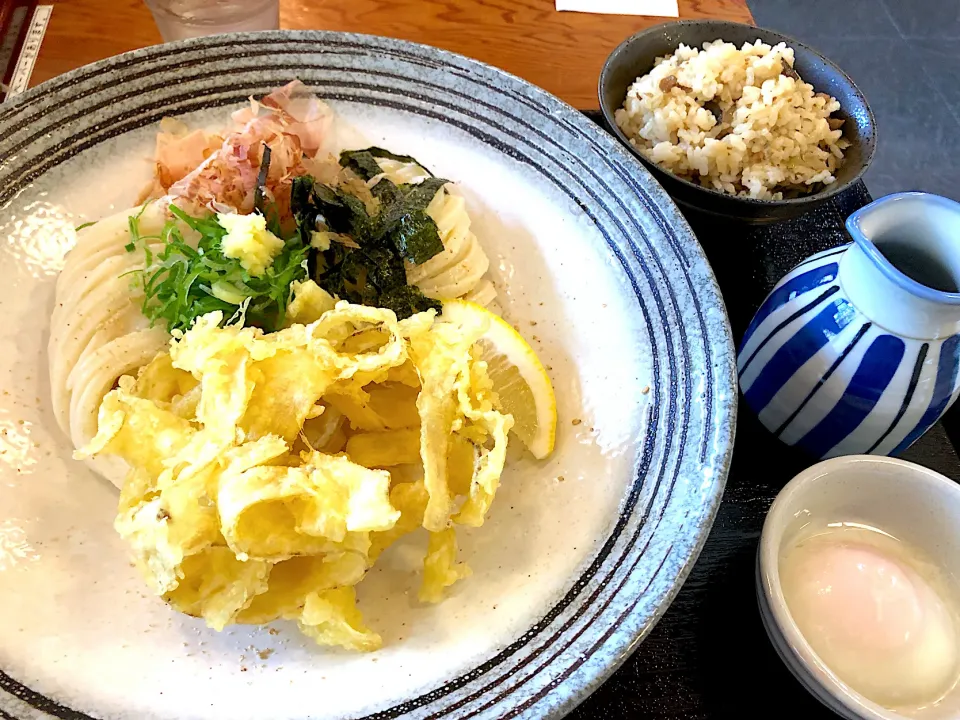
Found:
144,0 -> 280,41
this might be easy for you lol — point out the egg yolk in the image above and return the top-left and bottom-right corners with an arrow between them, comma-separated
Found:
781,534 -> 960,709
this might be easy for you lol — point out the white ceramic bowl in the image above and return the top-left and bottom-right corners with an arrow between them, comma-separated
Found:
757,455 -> 960,720
0,32 -> 738,720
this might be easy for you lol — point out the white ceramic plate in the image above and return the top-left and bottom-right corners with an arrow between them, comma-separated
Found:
0,32 -> 736,720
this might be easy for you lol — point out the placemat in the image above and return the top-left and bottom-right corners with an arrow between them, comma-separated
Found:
574,110 -> 960,718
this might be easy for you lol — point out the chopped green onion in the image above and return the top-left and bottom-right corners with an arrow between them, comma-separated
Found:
126,205 -> 308,334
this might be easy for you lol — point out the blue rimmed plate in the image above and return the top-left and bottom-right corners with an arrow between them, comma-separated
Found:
0,31 -> 735,720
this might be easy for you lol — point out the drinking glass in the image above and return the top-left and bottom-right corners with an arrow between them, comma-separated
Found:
144,0 -> 280,41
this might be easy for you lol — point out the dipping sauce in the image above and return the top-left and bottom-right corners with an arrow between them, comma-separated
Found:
780,523 -> 960,710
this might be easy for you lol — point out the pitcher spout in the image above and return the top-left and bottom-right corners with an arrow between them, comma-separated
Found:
842,192 -> 960,340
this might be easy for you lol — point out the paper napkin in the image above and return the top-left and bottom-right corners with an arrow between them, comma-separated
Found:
555,0 -> 679,17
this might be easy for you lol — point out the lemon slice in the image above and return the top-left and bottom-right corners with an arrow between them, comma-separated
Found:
441,300 -> 557,459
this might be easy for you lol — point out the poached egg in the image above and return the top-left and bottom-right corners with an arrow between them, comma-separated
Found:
781,523 -> 960,709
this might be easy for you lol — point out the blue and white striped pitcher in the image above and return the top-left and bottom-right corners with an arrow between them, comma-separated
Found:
738,192 -> 960,459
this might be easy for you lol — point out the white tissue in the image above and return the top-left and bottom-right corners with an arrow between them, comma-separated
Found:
555,0 -> 679,16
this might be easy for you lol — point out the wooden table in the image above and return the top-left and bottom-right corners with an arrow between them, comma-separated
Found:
32,0 -> 753,108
